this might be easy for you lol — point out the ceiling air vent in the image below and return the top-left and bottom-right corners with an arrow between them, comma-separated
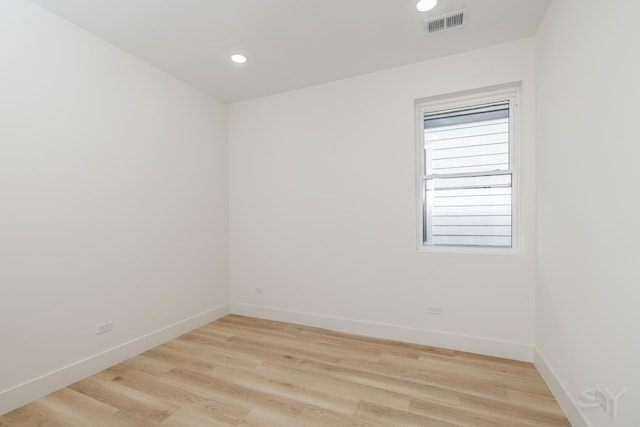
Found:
424,9 -> 467,34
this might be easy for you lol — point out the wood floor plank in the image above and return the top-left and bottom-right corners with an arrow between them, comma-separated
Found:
0,315 -> 570,426
267,354 -> 464,406
68,376 -> 178,423
93,364 -> 131,381
380,353 -> 553,395
119,354 -> 177,377
506,388 -> 569,414
458,393 -> 570,426
209,365 -> 360,416
24,388 -> 118,427
355,400 -> 459,427
0,405 -> 69,427
408,397 -> 532,427
160,406 -> 237,427
160,366 -> 307,421
144,345 -> 218,372
255,361 -> 411,411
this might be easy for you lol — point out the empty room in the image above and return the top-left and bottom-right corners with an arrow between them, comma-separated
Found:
1,0 -> 638,426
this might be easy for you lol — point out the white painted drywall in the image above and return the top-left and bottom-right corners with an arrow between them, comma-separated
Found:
228,39 -> 537,360
536,0 -> 640,425
0,0 -> 229,412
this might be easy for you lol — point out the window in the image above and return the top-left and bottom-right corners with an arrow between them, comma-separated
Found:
417,86 -> 519,251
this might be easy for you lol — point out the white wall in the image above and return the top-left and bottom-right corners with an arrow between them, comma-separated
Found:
229,39 -> 537,361
535,1 -> 640,425
0,1 -> 229,414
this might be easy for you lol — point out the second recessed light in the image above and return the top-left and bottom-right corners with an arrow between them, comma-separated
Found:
416,0 -> 437,12
231,54 -> 247,64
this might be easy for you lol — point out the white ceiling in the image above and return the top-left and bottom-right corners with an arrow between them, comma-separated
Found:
30,0 -> 551,103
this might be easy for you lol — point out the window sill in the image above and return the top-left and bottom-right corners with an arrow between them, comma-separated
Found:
417,245 -> 522,255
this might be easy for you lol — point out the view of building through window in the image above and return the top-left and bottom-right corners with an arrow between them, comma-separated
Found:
421,100 -> 514,248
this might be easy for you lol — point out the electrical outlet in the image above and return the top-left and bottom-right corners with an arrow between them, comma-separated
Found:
96,320 -> 113,335
427,305 -> 443,315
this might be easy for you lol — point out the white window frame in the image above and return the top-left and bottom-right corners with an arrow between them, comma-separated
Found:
415,84 -> 521,254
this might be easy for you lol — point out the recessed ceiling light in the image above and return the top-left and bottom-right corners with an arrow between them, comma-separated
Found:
231,54 -> 247,64
416,0 -> 437,12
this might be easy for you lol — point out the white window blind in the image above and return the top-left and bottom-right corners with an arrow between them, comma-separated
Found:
421,99 -> 515,249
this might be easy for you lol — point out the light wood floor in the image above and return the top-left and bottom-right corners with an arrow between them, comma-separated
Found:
0,315 -> 570,426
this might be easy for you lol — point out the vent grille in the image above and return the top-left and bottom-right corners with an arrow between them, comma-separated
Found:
446,11 -> 464,28
427,18 -> 445,33
425,9 -> 467,34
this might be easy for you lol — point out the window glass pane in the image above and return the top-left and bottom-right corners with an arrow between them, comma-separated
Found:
424,102 -> 509,176
424,174 -> 512,247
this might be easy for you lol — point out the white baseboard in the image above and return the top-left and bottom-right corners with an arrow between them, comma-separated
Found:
230,303 -> 532,362
0,303 -> 230,416
534,348 -> 590,427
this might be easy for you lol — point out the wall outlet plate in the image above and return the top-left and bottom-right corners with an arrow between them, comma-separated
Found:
96,320 -> 113,335
427,305 -> 443,315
